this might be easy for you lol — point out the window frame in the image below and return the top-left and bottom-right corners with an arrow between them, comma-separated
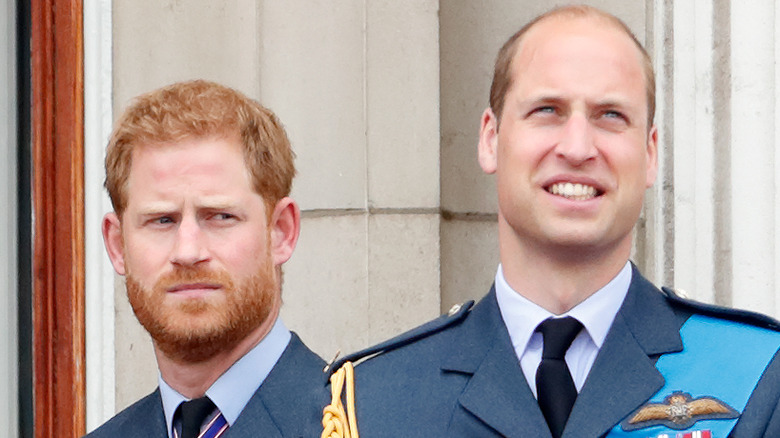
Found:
31,0 -> 86,436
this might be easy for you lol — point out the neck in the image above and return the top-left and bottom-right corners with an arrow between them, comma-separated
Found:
155,307 -> 279,399
498,223 -> 631,315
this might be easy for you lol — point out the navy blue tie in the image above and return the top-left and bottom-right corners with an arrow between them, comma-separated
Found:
178,397 -> 216,438
535,317 -> 583,438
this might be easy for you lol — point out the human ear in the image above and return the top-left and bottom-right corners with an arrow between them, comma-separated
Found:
645,125 -> 658,187
102,212 -> 126,275
478,108 -> 499,174
269,197 -> 300,266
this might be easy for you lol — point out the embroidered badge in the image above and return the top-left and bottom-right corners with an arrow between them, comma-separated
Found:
621,391 -> 739,431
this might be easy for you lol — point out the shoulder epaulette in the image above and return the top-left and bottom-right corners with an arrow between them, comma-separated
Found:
661,286 -> 780,331
323,300 -> 475,381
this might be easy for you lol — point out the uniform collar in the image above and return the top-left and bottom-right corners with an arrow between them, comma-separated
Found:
495,261 -> 632,355
159,317 -> 291,438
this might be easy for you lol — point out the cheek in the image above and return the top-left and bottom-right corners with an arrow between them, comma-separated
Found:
211,230 -> 270,275
615,151 -> 649,184
122,236 -> 171,282
498,130 -> 552,170
606,135 -> 650,170
495,145 -> 542,192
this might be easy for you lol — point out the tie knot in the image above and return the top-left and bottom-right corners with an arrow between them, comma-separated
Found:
537,317 -> 583,360
179,396 -> 216,438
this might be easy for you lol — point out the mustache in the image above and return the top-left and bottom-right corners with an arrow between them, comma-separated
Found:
154,266 -> 235,292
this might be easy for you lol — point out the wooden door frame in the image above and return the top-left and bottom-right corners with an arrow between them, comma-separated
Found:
31,0 -> 86,436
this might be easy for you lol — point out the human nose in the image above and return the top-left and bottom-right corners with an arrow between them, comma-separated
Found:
170,216 -> 209,266
556,113 -> 598,165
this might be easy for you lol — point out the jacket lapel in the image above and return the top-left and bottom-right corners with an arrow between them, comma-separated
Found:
563,267 -> 685,438
226,334 -> 327,438
111,389 -> 167,438
224,403 -> 282,438
443,289 -> 551,438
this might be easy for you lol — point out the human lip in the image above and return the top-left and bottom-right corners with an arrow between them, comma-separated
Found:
166,283 -> 222,294
542,177 -> 605,201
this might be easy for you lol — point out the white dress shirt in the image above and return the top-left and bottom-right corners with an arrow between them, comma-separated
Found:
495,261 -> 632,398
159,317 -> 292,438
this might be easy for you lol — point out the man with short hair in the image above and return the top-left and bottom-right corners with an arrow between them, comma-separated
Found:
88,80 -> 326,438
324,6 -> 780,437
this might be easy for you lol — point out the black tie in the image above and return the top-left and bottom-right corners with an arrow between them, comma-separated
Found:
535,317 -> 583,438
178,396 -> 216,438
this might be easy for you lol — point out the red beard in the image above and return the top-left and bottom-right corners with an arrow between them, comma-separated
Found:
126,263 -> 277,363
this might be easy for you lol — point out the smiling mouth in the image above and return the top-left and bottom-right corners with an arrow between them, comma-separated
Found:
546,182 -> 603,201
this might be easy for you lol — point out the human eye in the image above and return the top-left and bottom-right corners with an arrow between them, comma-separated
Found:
524,104 -> 566,127
144,215 -> 176,228
596,108 -> 631,130
532,106 -> 557,116
603,109 -> 626,120
213,212 -> 236,220
206,211 -> 239,225
525,105 -> 561,123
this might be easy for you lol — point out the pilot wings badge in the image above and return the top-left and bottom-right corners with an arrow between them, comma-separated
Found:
621,391 -> 739,431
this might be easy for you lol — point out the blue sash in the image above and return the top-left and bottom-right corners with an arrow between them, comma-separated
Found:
606,314 -> 780,437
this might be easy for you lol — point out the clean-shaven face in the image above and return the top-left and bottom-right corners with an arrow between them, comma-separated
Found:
488,16 -> 657,256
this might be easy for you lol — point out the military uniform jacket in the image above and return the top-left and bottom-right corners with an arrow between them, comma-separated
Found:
335,266 -> 780,437
86,333 -> 327,438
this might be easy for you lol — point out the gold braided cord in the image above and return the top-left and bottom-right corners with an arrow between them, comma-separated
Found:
321,361 -> 359,438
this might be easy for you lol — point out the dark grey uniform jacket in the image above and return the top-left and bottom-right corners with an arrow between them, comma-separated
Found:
86,333 -> 327,438
331,266 -> 780,437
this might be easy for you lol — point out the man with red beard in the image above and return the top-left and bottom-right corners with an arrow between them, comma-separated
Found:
87,80 -> 327,438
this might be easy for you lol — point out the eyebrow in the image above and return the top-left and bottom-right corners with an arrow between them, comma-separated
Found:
195,198 -> 242,210
591,96 -> 633,109
519,94 -> 639,114
519,94 -> 565,106
135,203 -> 178,217
522,91 -> 633,104
133,198 -> 242,216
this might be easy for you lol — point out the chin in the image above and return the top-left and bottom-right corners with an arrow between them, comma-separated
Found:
127,271 -> 276,363
550,229 -> 631,257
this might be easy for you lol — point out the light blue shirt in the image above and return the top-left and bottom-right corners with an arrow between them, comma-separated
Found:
495,261 -> 631,398
158,317 -> 292,438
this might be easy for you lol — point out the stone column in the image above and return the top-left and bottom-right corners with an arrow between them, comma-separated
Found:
264,0 -> 442,358
648,0 -> 780,315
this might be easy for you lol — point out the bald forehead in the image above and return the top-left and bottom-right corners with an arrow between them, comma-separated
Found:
510,13 -> 652,122
516,13 -> 643,69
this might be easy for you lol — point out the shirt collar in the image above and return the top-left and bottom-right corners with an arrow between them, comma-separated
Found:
495,261 -> 632,353
159,317 -> 291,438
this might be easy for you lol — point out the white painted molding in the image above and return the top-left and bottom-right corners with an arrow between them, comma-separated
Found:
775,0 -> 780,319
730,1 -> 776,314
671,0 -> 715,302
84,0 -> 115,431
651,0 -> 780,316
0,0 -> 18,435
650,0 -> 672,286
